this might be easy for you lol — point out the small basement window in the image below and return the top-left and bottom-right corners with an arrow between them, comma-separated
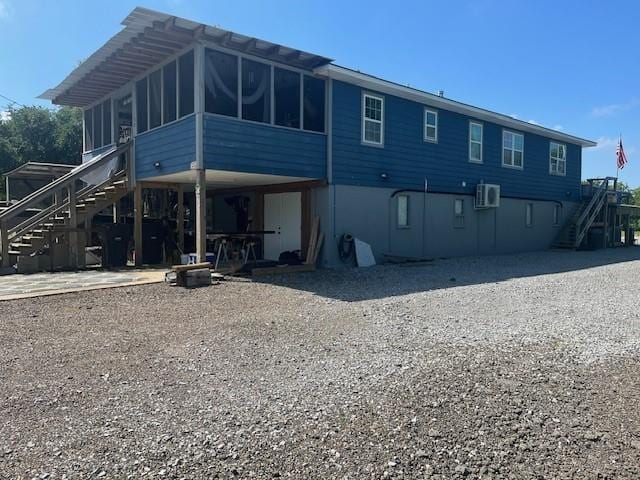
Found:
469,122 -> 483,162
454,198 -> 465,228
274,67 -> 300,128
550,142 -> 566,176
205,49 -> 238,118
362,93 -> 384,145
303,75 -> 325,132
525,203 -> 534,227
553,204 -> 562,226
242,58 -> 271,123
424,108 -> 438,142
503,130 -> 524,169
397,195 -> 409,227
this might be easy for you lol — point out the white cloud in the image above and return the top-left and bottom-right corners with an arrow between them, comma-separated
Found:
591,136 -> 618,151
591,97 -> 640,117
0,110 -> 10,122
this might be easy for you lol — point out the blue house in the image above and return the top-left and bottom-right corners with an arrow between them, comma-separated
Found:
6,7 -> 628,273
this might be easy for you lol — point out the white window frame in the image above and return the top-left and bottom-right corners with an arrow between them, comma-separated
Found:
397,194 -> 409,228
469,121 -> 483,163
525,203 -> 534,227
553,203 -> 562,226
502,130 -> 524,170
549,141 -> 567,176
424,108 -> 438,143
362,92 -> 384,146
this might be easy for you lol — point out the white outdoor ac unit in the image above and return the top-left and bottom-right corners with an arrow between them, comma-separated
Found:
475,183 -> 501,208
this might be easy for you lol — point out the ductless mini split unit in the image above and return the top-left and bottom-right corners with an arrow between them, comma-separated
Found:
475,183 -> 501,209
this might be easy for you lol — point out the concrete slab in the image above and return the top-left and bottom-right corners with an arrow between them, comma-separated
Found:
0,269 -> 166,301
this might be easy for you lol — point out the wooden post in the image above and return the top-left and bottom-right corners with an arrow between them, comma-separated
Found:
67,183 -> 78,269
134,183 -> 143,266
195,169 -> 206,263
177,184 -> 184,253
0,221 -> 9,268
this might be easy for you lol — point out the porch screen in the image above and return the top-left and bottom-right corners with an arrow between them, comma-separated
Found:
149,69 -> 162,129
205,49 -> 238,117
274,67 -> 300,128
242,58 -> 271,123
93,103 -> 103,148
303,75 -> 325,133
136,78 -> 148,133
84,109 -> 93,151
102,99 -> 112,145
163,60 -> 177,124
179,50 -> 195,118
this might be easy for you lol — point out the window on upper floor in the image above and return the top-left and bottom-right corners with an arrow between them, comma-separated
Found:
274,67 -> 300,128
163,60 -> 177,124
149,69 -> 162,130
362,93 -> 384,145
469,122 -> 483,163
549,142 -> 567,176
503,130 -> 524,169
397,195 -> 409,227
242,58 -> 271,123
136,77 -> 148,134
424,108 -> 438,143
179,50 -> 195,118
303,75 -> 325,133
205,49 -> 238,118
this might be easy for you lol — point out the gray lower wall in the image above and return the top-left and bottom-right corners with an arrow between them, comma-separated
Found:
314,184 -> 579,267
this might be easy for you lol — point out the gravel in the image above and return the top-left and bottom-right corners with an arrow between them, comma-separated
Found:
1,248 -> 640,479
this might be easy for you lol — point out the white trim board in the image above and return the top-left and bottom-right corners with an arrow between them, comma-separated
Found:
314,64 -> 596,148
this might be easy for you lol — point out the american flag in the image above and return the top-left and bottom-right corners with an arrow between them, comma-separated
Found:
617,137 -> 628,170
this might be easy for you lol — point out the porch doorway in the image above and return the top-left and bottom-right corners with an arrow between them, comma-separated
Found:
263,192 -> 302,261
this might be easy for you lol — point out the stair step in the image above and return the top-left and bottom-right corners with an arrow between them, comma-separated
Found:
112,180 -> 126,187
10,243 -> 34,249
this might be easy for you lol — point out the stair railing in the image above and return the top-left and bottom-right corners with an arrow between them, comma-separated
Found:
574,177 -> 615,247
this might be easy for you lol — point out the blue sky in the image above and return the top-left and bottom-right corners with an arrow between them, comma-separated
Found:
1,0 -> 638,186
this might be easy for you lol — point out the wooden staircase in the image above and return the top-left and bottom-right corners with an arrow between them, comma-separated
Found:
552,177 -> 614,249
0,142 -> 132,273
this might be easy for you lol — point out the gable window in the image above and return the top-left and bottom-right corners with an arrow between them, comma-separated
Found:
397,195 -> 409,227
149,69 -> 162,130
549,142 -> 567,176
274,67 -> 300,128
163,60 -> 177,124
469,122 -> 483,163
362,93 -> 384,145
204,49 -> 238,118
553,204 -> 562,226
178,50 -> 195,118
424,108 -> 438,143
525,203 -> 533,227
303,75 -> 325,133
503,130 -> 524,169
242,59 -> 271,123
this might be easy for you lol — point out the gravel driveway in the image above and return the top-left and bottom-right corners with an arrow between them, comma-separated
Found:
1,248 -> 640,479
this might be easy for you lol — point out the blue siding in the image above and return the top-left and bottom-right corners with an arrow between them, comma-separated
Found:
203,114 -> 326,179
135,115 -> 196,180
332,81 -> 582,202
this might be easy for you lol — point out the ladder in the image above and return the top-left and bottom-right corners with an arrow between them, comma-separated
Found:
0,142 -> 132,272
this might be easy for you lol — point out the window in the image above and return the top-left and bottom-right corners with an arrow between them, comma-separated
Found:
274,67 -> 300,128
149,69 -> 162,129
136,78 -> 148,133
242,58 -> 271,123
549,142 -> 566,176
503,130 -> 524,169
424,108 -> 438,142
93,103 -> 103,148
163,60 -> 177,124
204,49 -> 238,117
362,93 -> 383,145
303,75 -> 325,132
397,195 -> 409,227
84,109 -> 93,151
469,122 -> 483,163
179,50 -> 194,118
102,99 -> 112,145
525,203 -> 533,227
454,198 -> 464,216
553,204 -> 562,226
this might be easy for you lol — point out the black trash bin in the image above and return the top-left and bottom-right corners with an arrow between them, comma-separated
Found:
102,223 -> 132,267
142,220 -> 166,265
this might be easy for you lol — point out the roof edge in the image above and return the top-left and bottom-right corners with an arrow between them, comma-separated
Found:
315,64 -> 597,148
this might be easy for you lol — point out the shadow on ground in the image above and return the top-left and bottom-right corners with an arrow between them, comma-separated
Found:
251,247 -> 640,302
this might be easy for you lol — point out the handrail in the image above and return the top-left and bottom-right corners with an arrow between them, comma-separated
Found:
576,185 -> 606,228
0,142 -> 130,223
575,187 -> 608,247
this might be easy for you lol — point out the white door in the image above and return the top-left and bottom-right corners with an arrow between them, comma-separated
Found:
263,192 -> 302,261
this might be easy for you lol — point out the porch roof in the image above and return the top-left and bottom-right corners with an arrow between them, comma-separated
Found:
39,7 -> 332,108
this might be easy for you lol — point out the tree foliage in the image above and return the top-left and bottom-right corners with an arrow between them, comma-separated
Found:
0,105 -> 83,200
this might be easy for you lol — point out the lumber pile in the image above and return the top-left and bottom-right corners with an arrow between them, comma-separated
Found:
252,216 -> 324,276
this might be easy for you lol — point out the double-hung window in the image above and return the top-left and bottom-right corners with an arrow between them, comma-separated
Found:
549,142 -> 566,176
424,108 -> 438,142
397,195 -> 409,227
502,130 -> 524,169
469,122 -> 483,162
362,93 -> 384,145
